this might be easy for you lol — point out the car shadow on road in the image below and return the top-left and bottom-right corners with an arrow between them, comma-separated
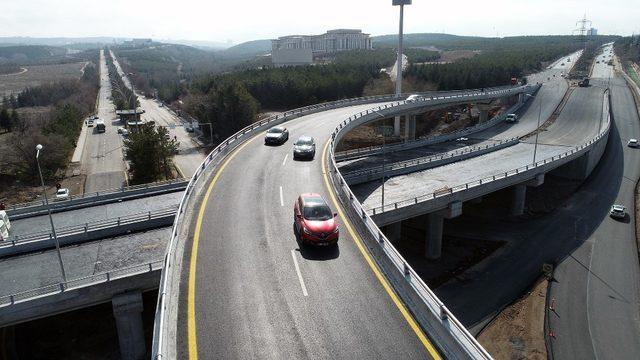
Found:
292,223 -> 340,261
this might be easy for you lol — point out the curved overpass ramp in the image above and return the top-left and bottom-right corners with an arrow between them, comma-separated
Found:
152,77 -> 609,359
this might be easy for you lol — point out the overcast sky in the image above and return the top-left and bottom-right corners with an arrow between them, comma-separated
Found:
1,0 -> 638,44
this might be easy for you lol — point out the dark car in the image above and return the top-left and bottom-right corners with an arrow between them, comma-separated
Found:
293,136 -> 316,160
294,193 -> 339,247
265,126 -> 289,145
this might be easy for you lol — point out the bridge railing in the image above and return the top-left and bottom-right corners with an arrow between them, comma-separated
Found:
6,178 -> 187,212
326,90 -> 612,359
2,206 -> 177,246
0,260 -> 163,308
151,85 -> 532,359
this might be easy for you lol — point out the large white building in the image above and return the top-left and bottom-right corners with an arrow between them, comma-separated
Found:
271,29 -> 372,66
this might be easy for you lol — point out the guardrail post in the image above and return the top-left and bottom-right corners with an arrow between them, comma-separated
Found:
10,295 -> 14,305
403,263 -> 410,277
84,224 -> 88,233
148,211 -> 152,220
149,263 -> 153,272
118,217 -> 121,226
440,304 -> 449,320
362,209 -> 366,219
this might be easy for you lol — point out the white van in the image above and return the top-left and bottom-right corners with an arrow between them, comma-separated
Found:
505,113 -> 518,123
0,210 -> 11,241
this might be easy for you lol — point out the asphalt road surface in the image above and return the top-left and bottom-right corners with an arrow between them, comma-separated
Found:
81,49 -> 127,193
549,44 -> 640,360
178,102 -> 438,359
110,51 -> 205,177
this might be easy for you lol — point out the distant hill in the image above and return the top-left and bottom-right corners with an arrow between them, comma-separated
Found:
0,45 -> 70,64
0,36 -> 121,47
160,39 -> 230,51
221,39 -> 272,59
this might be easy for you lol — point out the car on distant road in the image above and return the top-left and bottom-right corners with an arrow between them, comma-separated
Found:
264,126 -> 289,145
505,113 -> 518,123
405,94 -> 422,102
293,136 -> 316,160
294,193 -> 339,247
610,204 -> 626,219
159,103 -> 164,107
185,125 -> 195,133
627,139 -> 638,147
117,127 -> 129,136
456,137 -> 468,142
55,188 -> 70,201
87,119 -> 95,127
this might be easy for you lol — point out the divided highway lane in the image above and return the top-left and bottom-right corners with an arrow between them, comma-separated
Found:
109,51 -> 205,177
179,103 -> 438,359
549,45 -> 640,360
81,49 -> 127,193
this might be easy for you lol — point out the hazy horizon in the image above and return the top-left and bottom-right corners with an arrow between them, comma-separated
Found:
1,0 -> 639,46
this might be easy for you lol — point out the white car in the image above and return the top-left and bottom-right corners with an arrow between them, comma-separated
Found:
87,119 -> 95,127
405,94 -> 423,102
505,113 -> 518,123
55,188 -> 70,201
456,137 -> 468,142
627,139 -> 638,148
117,127 -> 129,136
610,205 -> 626,219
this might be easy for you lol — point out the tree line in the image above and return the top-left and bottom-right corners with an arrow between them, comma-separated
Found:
0,50 -> 100,182
105,48 -> 138,110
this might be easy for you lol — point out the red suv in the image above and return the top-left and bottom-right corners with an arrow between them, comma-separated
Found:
294,193 -> 339,246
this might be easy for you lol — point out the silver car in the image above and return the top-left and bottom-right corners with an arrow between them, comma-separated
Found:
293,136 -> 316,160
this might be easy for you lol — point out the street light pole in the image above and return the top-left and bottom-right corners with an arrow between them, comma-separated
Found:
395,2 -> 406,98
35,144 -> 67,283
526,93 -> 542,165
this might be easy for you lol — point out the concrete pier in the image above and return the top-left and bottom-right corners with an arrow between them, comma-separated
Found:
112,291 -> 146,360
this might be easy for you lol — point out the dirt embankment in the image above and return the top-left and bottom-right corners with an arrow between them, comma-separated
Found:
478,278 -> 548,360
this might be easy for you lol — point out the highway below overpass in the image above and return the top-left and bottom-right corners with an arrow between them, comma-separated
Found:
548,44 -> 640,360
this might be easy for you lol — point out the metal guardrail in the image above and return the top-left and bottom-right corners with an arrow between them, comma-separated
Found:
342,137 -> 519,183
0,260 -> 163,308
2,206 -> 177,246
325,90 -> 612,358
150,85 -> 532,359
6,178 -> 187,212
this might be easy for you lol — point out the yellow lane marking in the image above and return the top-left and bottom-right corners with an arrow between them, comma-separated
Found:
320,140 -> 442,360
188,136 -> 258,360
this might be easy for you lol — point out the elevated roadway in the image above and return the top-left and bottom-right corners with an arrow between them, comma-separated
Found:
155,51 -> 602,359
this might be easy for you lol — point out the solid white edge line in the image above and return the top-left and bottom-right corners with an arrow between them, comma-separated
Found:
279,186 -> 284,207
291,249 -> 308,297
282,154 -> 288,166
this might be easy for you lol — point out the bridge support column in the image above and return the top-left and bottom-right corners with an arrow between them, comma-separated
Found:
425,201 -> 463,259
405,115 -> 416,141
510,184 -> 527,217
386,221 -> 402,242
510,174 -> 545,217
476,103 -> 492,123
394,116 -> 401,136
112,291 -> 146,360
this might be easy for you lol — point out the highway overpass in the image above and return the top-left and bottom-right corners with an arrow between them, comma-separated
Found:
152,49 -> 615,359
